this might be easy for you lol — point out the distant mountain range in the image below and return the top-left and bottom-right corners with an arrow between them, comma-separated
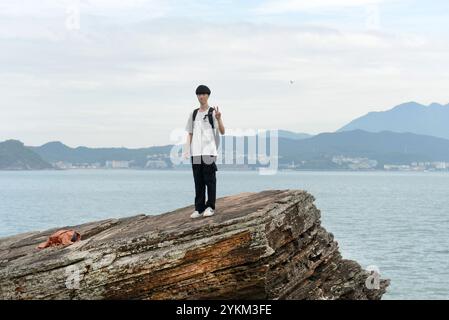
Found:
2,129 -> 449,170
277,129 -> 449,168
2,101 -> 449,170
23,130 -> 313,169
16,128 -> 449,170
337,101 -> 449,140
277,130 -> 313,140
29,141 -> 173,168
0,140 -> 52,170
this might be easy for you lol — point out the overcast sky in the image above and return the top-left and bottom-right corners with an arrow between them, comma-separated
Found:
1,0 -> 448,147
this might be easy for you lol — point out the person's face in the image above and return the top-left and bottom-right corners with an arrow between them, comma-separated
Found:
197,93 -> 209,104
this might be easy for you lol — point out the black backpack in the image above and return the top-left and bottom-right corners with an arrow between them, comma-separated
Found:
192,106 -> 220,148
193,107 -> 215,129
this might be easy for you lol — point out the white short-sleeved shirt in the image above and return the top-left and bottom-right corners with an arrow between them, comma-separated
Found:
185,106 -> 219,156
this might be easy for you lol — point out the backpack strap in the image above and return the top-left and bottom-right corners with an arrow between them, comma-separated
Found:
192,108 -> 200,122
208,107 -> 215,129
191,108 -> 199,133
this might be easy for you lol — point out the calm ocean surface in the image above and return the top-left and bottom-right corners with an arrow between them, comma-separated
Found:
1,169 -> 448,299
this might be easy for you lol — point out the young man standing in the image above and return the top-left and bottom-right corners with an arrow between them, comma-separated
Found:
184,85 -> 225,218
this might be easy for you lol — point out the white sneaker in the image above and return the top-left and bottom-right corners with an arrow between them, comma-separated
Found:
190,210 -> 203,219
203,207 -> 215,217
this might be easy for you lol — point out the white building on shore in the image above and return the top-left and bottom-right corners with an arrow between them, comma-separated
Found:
105,160 -> 130,169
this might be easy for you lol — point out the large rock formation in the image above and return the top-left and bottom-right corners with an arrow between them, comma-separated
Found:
0,189 -> 389,299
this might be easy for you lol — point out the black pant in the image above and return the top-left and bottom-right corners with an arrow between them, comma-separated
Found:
191,155 -> 218,212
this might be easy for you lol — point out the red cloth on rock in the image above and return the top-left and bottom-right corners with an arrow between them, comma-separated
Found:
37,229 -> 81,249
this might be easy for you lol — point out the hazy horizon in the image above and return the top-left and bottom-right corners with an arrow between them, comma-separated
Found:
6,100 -> 449,149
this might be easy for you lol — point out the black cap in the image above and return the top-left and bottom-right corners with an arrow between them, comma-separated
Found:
195,85 -> 211,95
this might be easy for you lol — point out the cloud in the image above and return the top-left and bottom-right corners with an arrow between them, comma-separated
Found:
1,1 -> 448,147
253,0 -> 394,14
0,0 -> 168,16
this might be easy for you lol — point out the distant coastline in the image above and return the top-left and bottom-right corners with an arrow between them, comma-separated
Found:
3,102 -> 449,171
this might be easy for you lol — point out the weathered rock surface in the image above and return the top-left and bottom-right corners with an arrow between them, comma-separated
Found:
0,189 -> 389,299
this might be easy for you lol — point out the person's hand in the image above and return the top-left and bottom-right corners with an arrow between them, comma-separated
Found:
214,106 -> 222,120
182,150 -> 190,159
